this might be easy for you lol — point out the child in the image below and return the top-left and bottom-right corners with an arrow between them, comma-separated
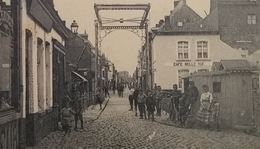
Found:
61,102 -> 75,134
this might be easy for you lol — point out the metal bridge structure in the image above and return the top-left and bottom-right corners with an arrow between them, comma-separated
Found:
94,3 -> 151,89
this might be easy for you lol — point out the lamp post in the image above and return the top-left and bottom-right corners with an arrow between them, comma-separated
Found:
71,20 -> 79,34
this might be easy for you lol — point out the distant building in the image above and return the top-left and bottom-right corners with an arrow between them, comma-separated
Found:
152,0 -> 248,89
118,71 -> 130,84
210,0 -> 260,53
65,31 -> 95,101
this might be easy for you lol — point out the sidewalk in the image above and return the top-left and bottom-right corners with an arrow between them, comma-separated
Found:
26,97 -> 110,149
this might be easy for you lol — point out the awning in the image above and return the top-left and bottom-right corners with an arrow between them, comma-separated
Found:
72,71 -> 88,82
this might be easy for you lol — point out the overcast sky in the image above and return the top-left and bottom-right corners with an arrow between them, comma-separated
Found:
54,0 -> 210,74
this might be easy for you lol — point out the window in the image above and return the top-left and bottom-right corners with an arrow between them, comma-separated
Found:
178,69 -> 189,88
197,41 -> 209,59
177,41 -> 189,60
198,69 -> 209,72
248,14 -> 256,25
213,82 -> 221,93
177,21 -> 183,27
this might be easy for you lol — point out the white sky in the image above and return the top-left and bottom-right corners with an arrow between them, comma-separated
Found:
54,0 -> 210,74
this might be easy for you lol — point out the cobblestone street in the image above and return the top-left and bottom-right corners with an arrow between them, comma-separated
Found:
29,93 -> 260,149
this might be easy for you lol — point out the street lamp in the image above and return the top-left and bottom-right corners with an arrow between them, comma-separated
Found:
71,20 -> 79,34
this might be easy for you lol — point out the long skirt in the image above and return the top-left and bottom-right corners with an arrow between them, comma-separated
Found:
196,102 -> 211,124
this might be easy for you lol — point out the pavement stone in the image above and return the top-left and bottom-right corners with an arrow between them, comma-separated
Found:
27,93 -> 260,149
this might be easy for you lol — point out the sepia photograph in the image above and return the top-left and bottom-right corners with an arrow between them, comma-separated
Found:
0,0 -> 260,148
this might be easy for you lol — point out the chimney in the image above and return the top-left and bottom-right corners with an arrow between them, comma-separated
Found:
210,0 -> 218,12
174,0 -> 186,8
81,33 -> 88,40
158,19 -> 164,27
165,16 -> 170,28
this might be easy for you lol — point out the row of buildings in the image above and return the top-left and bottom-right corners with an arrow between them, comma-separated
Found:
0,0 -> 116,148
135,0 -> 260,90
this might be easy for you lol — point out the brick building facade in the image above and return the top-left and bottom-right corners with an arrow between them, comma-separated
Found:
210,0 -> 260,53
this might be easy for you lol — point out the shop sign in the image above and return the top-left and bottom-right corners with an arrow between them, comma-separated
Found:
173,61 -> 207,67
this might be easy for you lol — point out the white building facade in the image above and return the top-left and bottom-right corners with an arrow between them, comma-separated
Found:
152,0 -> 249,89
153,34 -> 248,89
19,0 -> 70,146
20,0 -> 68,117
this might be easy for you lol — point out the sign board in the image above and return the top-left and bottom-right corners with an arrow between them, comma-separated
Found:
173,61 -> 210,67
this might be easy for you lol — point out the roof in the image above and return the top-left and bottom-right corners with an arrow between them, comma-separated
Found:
156,0 -> 219,34
72,71 -> 88,82
220,60 -> 252,71
27,0 -> 70,38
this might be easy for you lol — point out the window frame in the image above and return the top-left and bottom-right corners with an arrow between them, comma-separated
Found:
196,40 -> 210,59
176,41 -> 190,60
247,14 -> 257,25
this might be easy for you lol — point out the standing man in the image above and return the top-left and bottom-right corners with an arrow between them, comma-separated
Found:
120,84 -> 125,97
155,86 -> 162,116
133,88 -> 139,116
185,81 -> 199,115
128,87 -> 135,111
137,90 -> 147,119
104,85 -> 110,98
179,81 -> 199,126
169,84 -> 182,122
73,91 -> 84,130
113,81 -> 116,95
146,90 -> 156,121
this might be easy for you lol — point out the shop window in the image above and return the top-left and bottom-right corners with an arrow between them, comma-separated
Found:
197,41 -> 209,59
248,14 -> 256,25
178,69 -> 189,88
177,41 -> 189,60
213,82 -> 221,93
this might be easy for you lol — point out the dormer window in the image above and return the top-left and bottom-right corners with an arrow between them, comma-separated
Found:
177,21 -> 183,27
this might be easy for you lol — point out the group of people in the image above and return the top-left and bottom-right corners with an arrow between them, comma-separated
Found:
128,87 -> 162,121
167,81 -> 218,128
129,81 -> 219,128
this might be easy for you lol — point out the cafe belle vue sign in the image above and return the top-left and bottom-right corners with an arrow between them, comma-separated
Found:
173,61 -> 207,67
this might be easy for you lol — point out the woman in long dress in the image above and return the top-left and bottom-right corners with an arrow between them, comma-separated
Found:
196,85 -> 213,126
